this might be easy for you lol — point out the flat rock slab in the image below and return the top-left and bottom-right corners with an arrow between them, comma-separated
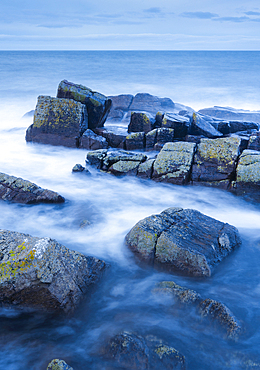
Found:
26,95 -> 88,147
125,207 -> 241,277
0,230 -> 106,313
0,172 -> 65,204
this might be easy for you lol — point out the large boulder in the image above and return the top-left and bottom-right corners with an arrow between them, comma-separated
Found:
191,137 -> 241,188
162,113 -> 190,138
152,142 -> 196,185
232,149 -> 260,200
57,80 -> 112,129
125,207 -> 241,277
0,230 -> 105,313
0,172 -> 65,204
247,131 -> 260,151
125,132 -> 145,150
102,331 -> 185,370
198,106 -> 260,123
190,113 -> 222,138
129,93 -> 175,115
26,96 -> 88,147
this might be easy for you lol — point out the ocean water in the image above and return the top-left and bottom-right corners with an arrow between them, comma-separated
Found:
0,51 -> 260,369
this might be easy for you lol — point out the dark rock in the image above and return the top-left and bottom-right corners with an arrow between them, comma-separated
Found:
102,331 -> 185,370
125,132 -> 145,150
154,281 -> 201,304
94,128 -> 127,148
218,120 -> 259,135
162,113 -> 190,138
152,142 -> 196,185
157,128 -> 175,145
129,93 -> 175,115
190,113 -> 222,138
198,106 -> 260,123
26,96 -> 88,147
125,207 -> 241,277
109,160 -> 141,176
191,137 -> 241,188
57,80 -> 112,129
137,159 -> 155,179
0,172 -> 65,204
184,135 -> 203,144
128,112 -> 152,134
248,131 -> 260,151
80,129 -> 108,150
107,94 -> 133,121
199,299 -> 242,340
86,149 -> 108,169
0,230 -> 106,313
154,112 -> 164,128
145,129 -> 158,150
72,164 -> 85,172
46,359 -> 74,370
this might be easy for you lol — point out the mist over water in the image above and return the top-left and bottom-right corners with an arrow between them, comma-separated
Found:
1,51 -> 260,369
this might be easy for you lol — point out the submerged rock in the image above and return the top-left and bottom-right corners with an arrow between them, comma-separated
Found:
57,80 -> 112,129
0,172 -> 65,204
125,207 -> 241,277
154,281 -> 201,304
47,359 -> 74,370
26,95 -> 88,147
0,230 -> 106,313
102,331 -> 185,370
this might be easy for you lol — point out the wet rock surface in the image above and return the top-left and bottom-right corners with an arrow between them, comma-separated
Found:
46,359 -> 74,370
0,172 -> 65,204
0,230 -> 106,313
102,331 -> 186,370
125,207 -> 241,277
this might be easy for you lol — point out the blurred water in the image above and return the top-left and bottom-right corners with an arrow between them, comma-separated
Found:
0,51 -> 260,369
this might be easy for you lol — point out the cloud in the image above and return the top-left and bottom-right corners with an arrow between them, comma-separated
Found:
214,16 -> 250,22
245,11 -> 260,16
180,12 -> 218,19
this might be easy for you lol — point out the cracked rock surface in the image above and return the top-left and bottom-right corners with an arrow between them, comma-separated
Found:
125,207 -> 241,277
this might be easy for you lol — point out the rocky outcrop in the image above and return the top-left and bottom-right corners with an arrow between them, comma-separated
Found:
47,359 -> 73,370
0,172 -> 65,204
128,112 -> 152,133
102,331 -> 185,370
152,142 -> 196,185
57,80 -> 112,129
0,230 -> 106,313
26,96 -> 88,147
191,137 -> 241,188
154,281 -> 242,340
125,207 -> 241,277
198,106 -> 260,123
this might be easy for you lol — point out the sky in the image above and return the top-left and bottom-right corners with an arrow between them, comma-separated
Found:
1,0 -> 260,50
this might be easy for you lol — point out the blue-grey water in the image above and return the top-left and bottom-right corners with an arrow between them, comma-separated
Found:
1,51 -> 260,369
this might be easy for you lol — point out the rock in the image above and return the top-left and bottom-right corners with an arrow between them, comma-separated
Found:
125,207 -> 241,277
199,299 -> 242,340
185,135 -> 203,144
79,129 -> 108,150
145,129 -> 158,150
157,128 -> 175,145
22,110 -> 35,119
86,149 -> 108,169
102,150 -> 147,170
152,142 -> 196,185
0,229 -> 106,313
128,112 -> 152,134
125,132 -> 145,150
191,137 -> 241,188
94,128 -> 127,148
102,332 -> 185,370
218,120 -> 258,135
232,149 -> 260,200
0,172 -> 65,204
190,113 -> 222,138
137,159 -> 155,179
248,131 -> 260,151
109,160 -> 141,176
57,80 -> 112,129
47,359 -> 74,370
198,106 -> 260,123
162,113 -> 190,138
72,164 -> 85,172
129,93 -> 175,115
107,94 -> 133,121
26,96 -> 88,147
154,281 -> 201,304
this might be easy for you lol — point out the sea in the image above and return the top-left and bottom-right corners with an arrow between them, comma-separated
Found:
0,51 -> 260,370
